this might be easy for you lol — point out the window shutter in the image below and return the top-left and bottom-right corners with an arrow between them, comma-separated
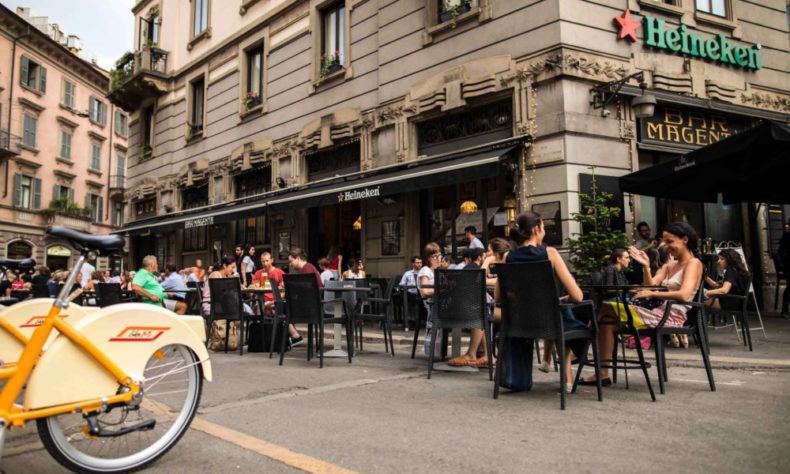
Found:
13,174 -> 22,207
52,184 -> 59,203
67,188 -> 74,203
98,196 -> 104,222
20,56 -> 29,86
33,179 -> 42,209
39,66 -> 47,93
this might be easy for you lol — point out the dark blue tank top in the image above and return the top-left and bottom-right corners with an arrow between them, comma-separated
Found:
506,245 -> 548,263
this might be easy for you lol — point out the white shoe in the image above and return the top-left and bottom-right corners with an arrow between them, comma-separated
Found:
538,361 -> 551,373
566,383 -> 574,394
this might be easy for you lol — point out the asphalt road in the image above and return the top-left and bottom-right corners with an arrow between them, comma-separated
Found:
3,324 -> 790,474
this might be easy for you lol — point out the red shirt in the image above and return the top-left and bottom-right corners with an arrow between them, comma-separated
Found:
253,267 -> 284,302
301,263 -> 323,288
328,256 -> 340,270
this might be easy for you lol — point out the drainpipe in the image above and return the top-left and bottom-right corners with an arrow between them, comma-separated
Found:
3,26 -> 30,198
106,103 -> 114,221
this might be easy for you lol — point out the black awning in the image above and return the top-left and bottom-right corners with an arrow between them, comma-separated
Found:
267,146 -> 518,212
118,143 -> 520,235
119,198 -> 268,235
620,121 -> 790,203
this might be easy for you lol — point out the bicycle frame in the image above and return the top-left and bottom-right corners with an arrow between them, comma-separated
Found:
0,255 -> 138,428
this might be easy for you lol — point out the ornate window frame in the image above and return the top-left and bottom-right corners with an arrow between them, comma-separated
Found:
309,0 -> 353,92
238,26 -> 271,118
423,0 -> 492,45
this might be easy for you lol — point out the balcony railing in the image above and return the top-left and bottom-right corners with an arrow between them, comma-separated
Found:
0,128 -> 21,159
108,45 -> 169,113
109,174 -> 126,191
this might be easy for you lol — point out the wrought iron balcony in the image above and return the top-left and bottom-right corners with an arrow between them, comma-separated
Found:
107,45 -> 169,113
109,175 -> 126,196
0,128 -> 21,159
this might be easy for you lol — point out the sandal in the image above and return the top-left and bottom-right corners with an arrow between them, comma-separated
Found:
447,355 -> 475,367
474,356 -> 495,369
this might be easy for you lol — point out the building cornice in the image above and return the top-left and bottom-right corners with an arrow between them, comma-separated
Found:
0,3 -> 110,90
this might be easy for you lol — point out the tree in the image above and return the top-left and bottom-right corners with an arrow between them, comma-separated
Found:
566,169 -> 631,276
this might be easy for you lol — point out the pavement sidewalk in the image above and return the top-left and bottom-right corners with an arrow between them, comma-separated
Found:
306,311 -> 790,369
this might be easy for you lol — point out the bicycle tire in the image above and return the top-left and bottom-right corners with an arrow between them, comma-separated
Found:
36,345 -> 203,474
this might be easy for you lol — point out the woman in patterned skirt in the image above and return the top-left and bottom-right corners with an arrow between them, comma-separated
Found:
580,221 -> 703,386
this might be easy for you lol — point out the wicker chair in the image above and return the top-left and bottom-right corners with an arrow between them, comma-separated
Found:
495,261 -> 601,410
282,273 -> 352,367
427,269 -> 492,380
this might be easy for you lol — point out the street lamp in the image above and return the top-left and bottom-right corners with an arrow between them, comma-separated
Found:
590,71 -> 656,119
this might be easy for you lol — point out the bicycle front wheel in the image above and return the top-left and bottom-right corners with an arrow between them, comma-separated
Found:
37,344 -> 203,474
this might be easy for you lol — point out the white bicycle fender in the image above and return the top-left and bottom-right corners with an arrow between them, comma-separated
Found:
24,303 -> 212,410
0,299 -> 96,364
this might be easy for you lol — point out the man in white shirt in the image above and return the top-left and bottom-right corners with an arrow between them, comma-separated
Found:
465,226 -> 484,250
399,256 -> 422,294
80,260 -> 96,288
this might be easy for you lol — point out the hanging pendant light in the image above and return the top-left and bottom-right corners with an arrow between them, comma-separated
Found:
460,200 -> 478,214
352,216 -> 362,230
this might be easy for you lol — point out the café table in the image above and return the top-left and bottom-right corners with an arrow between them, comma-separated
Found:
580,284 -> 666,399
323,285 -> 371,358
241,286 -> 276,315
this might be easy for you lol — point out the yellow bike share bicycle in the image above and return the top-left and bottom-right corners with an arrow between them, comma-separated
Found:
0,227 -> 212,473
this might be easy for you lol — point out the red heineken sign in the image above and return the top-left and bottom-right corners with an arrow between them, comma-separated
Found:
614,9 -> 762,71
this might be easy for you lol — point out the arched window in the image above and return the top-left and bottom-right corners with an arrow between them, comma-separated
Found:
6,240 -> 33,259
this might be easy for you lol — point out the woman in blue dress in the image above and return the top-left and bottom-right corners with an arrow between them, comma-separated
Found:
503,211 -> 588,393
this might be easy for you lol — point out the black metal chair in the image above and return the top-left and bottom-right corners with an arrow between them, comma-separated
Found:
639,283 -> 715,394
354,276 -> 398,356
711,275 -> 753,351
495,262 -> 601,410
282,273 -> 352,367
185,281 -> 203,315
95,283 -> 123,307
772,253 -> 786,312
207,277 -> 247,355
268,277 -> 289,359
31,284 -> 50,298
427,269 -> 491,380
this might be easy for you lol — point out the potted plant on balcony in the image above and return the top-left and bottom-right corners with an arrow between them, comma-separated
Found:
440,0 -> 472,27
41,197 -> 92,221
565,170 -> 630,283
244,91 -> 261,111
109,51 -> 135,91
186,122 -> 203,141
318,50 -> 343,83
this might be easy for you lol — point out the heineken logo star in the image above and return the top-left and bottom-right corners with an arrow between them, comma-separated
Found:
615,9 -> 639,42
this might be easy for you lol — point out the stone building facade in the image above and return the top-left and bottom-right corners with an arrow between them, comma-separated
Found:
0,4 -> 129,271
111,0 -> 789,299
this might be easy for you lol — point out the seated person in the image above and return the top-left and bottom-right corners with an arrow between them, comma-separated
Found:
161,263 -> 189,300
252,251 -> 286,309
500,212 -> 586,393
0,273 -> 15,298
342,258 -> 366,280
582,222 -> 703,385
448,244 -> 506,368
704,248 -> 749,312
10,272 -> 26,291
603,248 -> 631,287
318,257 -> 335,286
133,255 -> 187,315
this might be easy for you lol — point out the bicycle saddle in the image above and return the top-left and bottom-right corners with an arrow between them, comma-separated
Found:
47,226 -> 125,256
0,258 -> 36,270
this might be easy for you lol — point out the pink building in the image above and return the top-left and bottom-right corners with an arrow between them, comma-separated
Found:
0,5 -> 128,270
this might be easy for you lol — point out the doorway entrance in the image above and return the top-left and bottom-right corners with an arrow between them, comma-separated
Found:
308,201 -> 361,268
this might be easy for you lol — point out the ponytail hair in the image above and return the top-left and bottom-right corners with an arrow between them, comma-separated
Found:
509,211 -> 543,245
